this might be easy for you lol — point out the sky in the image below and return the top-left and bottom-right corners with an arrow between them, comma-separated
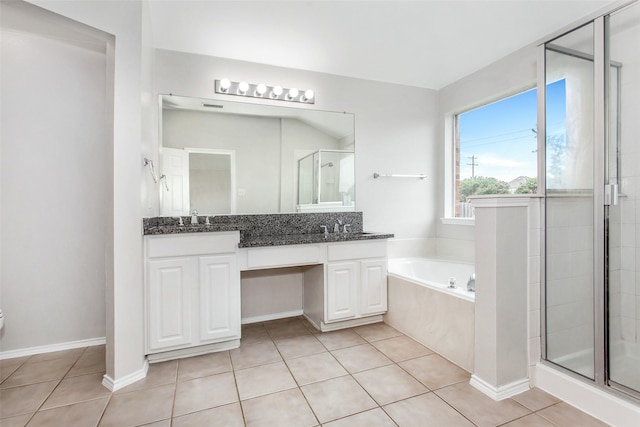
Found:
458,79 -> 566,183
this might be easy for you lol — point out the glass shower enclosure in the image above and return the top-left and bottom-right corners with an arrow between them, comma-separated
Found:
297,149 -> 355,207
542,1 -> 640,399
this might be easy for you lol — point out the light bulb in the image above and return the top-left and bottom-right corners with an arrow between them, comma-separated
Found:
238,81 -> 249,95
255,83 -> 267,96
302,89 -> 315,102
271,86 -> 283,98
219,78 -> 231,92
287,88 -> 299,100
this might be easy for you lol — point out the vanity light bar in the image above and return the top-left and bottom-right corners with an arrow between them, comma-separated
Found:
215,79 -> 315,104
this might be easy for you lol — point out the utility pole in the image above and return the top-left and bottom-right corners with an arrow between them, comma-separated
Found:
467,156 -> 478,178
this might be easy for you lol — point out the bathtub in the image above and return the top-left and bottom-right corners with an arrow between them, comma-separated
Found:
388,258 -> 476,302
384,257 -> 475,372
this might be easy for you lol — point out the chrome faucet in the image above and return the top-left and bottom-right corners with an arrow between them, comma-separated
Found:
175,216 -> 184,226
320,225 -> 329,237
191,210 -> 198,225
448,277 -> 457,289
343,224 -> 351,233
467,273 -> 476,292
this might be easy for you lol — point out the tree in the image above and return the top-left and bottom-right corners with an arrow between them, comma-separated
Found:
516,177 -> 538,194
459,176 -> 510,202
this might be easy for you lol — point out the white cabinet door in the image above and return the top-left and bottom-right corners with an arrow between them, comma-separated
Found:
147,257 -> 194,351
360,258 -> 388,316
326,261 -> 358,321
199,255 -> 240,343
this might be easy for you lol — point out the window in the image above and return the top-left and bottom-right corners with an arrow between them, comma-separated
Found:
453,80 -> 566,218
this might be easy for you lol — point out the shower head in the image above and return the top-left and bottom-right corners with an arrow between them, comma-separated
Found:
321,162 -> 334,168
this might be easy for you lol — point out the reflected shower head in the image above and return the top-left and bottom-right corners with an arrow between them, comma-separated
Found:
321,162 -> 334,168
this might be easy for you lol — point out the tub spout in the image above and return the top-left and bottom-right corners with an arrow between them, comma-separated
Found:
467,273 -> 476,292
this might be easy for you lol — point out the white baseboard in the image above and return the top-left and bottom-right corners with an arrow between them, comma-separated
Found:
320,315 -> 383,332
470,374 -> 530,400
241,309 -> 304,324
0,337 -> 106,360
102,359 -> 149,392
534,363 -> 640,427
146,340 -> 240,363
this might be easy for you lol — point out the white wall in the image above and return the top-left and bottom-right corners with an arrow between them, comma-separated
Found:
27,0 -> 147,386
1,4 -> 108,353
152,49 -> 440,239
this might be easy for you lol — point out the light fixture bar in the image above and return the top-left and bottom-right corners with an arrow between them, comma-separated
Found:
215,79 -> 315,104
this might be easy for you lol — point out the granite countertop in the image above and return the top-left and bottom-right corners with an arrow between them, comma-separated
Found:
142,213 -> 393,248
143,223 -> 246,235
238,231 -> 394,248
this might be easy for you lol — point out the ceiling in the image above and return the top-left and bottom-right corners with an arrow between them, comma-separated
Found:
148,0 -> 615,90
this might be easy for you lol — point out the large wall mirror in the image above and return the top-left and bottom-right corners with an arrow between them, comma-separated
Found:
159,94 -> 355,215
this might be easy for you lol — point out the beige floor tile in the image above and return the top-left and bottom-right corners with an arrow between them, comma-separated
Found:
0,380 -> 57,418
313,329 -> 366,350
0,413 -> 33,427
1,357 -> 74,388
138,420 -> 171,427
173,371 -> 238,417
537,402 -> 609,427
230,340 -> 282,370
300,375 -> 377,423
1,365 -> 21,384
177,351 -> 232,381
28,396 -> 109,427
353,322 -> 402,342
285,352 -> 348,386
383,392 -> 474,427
435,382 -> 530,427
371,335 -> 433,362
274,334 -> 326,359
0,357 -> 30,384
502,413 -> 557,426
235,361 -> 297,400
0,356 -> 30,370
66,347 -> 106,377
399,353 -> 470,390
241,323 -> 270,345
264,318 -> 312,339
115,360 -> 177,394
298,316 -> 320,333
511,388 -> 561,412
330,343 -> 393,373
322,407 -> 396,427
99,384 -> 174,427
172,402 -> 245,427
242,388 -> 318,427
27,348 -> 84,364
353,364 -> 428,405
42,372 -> 110,409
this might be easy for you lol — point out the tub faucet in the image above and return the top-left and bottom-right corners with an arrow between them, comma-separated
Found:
448,277 -> 457,289
320,225 -> 329,237
467,273 -> 476,292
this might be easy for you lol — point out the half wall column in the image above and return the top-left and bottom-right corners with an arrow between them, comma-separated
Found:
470,196 -> 530,400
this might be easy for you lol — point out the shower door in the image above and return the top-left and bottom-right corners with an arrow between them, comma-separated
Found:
606,2 -> 640,397
544,22 -> 596,381
543,2 -> 640,398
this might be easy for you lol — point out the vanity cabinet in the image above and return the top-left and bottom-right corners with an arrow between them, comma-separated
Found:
145,232 -> 240,360
322,240 -> 388,329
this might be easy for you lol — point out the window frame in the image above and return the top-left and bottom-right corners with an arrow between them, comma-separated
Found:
444,84 -> 539,222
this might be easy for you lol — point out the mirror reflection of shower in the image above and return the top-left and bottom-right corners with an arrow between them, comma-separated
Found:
297,149 -> 355,212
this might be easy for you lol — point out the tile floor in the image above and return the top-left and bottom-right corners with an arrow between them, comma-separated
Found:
0,318 -> 610,426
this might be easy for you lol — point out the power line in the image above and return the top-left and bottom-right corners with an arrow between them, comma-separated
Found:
461,128 -> 533,144
467,156 -> 478,178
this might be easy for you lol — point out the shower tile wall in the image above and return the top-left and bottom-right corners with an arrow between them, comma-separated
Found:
546,197 -> 594,367
529,199 -> 542,369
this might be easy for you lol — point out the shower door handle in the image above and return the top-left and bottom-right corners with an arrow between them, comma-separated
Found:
604,184 -> 618,206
